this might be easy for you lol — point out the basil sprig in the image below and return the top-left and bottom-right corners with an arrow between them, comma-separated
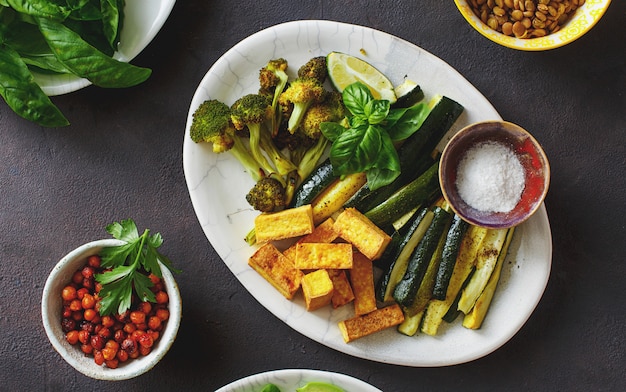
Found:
0,0 -> 151,127
320,82 -> 430,191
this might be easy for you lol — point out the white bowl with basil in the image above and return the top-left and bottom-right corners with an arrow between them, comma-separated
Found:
0,0 -> 175,126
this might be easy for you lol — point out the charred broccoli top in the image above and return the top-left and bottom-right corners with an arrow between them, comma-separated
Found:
189,99 -> 265,181
295,91 -> 346,180
300,91 -> 345,140
189,99 -> 234,151
259,58 -> 289,100
278,77 -> 326,134
246,176 -> 286,212
259,58 -> 289,137
297,56 -> 327,83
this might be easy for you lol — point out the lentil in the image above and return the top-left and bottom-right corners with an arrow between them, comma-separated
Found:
60,254 -> 170,368
468,0 -> 584,38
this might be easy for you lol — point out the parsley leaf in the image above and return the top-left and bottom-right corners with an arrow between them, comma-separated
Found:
95,219 -> 179,316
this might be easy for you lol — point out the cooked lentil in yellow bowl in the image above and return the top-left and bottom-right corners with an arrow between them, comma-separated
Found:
454,0 -> 611,50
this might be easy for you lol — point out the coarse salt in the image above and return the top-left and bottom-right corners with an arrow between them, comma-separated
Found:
455,140 -> 525,213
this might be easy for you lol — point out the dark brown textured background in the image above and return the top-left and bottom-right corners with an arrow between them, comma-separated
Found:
1,1 -> 625,390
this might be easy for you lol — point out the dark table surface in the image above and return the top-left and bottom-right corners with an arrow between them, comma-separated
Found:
2,1 -> 625,391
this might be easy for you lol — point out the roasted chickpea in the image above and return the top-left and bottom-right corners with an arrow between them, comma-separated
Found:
155,291 -> 168,304
61,286 -> 77,301
59,255 -> 171,368
129,311 -> 146,325
65,330 -> 79,345
87,255 -> 101,268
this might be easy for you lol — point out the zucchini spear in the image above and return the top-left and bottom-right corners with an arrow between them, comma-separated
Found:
364,161 -> 441,229
377,208 -> 433,303
432,215 -> 470,300
402,214 -> 452,317
392,206 -> 451,308
463,227 -> 515,329
457,228 -> 510,314
421,225 -> 488,335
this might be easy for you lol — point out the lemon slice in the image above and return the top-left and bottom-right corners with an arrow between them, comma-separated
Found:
326,51 -> 397,103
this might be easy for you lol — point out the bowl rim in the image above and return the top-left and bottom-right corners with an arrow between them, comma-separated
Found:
439,120 -> 550,229
453,0 -> 612,51
41,239 -> 182,380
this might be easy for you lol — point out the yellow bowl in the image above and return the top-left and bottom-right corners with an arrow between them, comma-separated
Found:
454,0 -> 611,51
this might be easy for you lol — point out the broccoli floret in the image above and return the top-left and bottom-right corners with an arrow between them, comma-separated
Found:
297,56 -> 327,83
259,58 -> 289,102
230,94 -> 276,173
246,176 -> 286,212
278,77 -> 326,134
300,91 -> 345,140
296,91 -> 346,180
259,58 -> 289,137
189,99 -> 265,181
231,93 -> 297,177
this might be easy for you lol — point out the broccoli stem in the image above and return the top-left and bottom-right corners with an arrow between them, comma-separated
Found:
247,123 -> 276,175
259,131 -> 297,176
230,137 -> 265,181
270,76 -> 288,137
284,169 -> 300,206
297,135 -> 329,180
287,102 -> 312,133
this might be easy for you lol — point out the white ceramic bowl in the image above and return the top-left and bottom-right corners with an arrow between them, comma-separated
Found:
34,0 -> 176,96
454,0 -> 611,51
41,239 -> 182,380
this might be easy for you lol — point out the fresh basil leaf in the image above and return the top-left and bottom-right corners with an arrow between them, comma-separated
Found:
367,166 -> 399,191
386,103 -> 430,141
36,16 -> 151,88
319,121 -> 345,142
0,45 -> 68,126
342,81 -> 372,116
6,0 -> 70,20
21,54 -> 71,74
1,11 -> 51,55
66,0 -> 92,9
329,124 -> 382,175
364,99 -> 389,125
62,18 -> 115,56
67,0 -> 101,20
260,384 -> 282,392
100,0 -> 120,50
365,131 -> 401,190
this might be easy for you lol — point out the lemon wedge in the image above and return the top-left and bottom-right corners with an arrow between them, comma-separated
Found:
326,51 -> 397,103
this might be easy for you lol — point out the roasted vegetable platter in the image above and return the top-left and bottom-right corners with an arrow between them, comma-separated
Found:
182,20 -> 552,367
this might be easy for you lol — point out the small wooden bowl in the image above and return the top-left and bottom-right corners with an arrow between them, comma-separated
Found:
439,121 -> 550,229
